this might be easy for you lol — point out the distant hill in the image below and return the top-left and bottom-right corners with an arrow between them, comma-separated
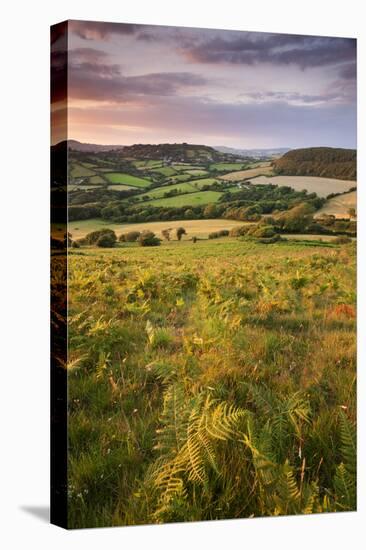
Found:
273,147 -> 356,180
68,140 -> 124,152
118,143 -> 237,163
214,146 -> 291,159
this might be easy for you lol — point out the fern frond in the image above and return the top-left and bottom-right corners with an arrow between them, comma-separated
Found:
156,384 -> 188,455
146,361 -> 177,384
338,409 -> 356,476
334,462 -> 356,510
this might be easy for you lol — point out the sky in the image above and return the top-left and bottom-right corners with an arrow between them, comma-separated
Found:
51,20 -> 357,149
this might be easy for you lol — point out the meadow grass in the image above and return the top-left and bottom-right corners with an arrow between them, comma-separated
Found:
104,173 -> 151,187
148,166 -> 177,176
209,162 -> 249,171
137,182 -> 197,200
66,237 -> 356,527
89,175 -> 106,184
148,190 -> 223,207
70,164 -> 96,178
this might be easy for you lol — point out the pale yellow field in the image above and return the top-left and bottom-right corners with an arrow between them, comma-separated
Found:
314,191 -> 357,219
247,175 -> 356,198
68,218 -> 247,240
218,164 -> 273,181
282,233 -> 353,242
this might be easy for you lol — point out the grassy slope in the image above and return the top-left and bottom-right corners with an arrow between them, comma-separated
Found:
314,191 -> 357,219
70,164 -> 96,177
66,238 -> 356,527
248,175 -> 356,198
104,173 -> 151,187
219,165 -> 273,181
148,190 -> 223,207
137,182 -> 197,200
209,162 -> 249,171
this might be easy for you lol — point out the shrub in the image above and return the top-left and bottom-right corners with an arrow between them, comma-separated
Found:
257,235 -> 281,244
192,236 -> 197,243
176,227 -> 187,241
334,236 -> 352,244
161,228 -> 173,241
218,229 -> 229,237
229,225 -> 250,237
121,231 -> 141,242
208,231 -> 219,239
249,225 -> 277,238
138,230 -> 161,247
96,233 -> 116,248
84,229 -> 117,246
71,240 -> 80,248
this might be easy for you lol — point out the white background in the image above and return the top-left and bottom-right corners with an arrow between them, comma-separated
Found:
1,0 -> 365,548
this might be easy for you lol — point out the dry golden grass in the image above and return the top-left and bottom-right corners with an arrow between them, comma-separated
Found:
314,191 -> 357,219
248,175 -> 356,198
219,164 -> 273,181
68,218 -> 247,239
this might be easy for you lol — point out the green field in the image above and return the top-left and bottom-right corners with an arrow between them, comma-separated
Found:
89,175 -> 106,184
148,190 -> 223,207
188,177 -> 219,189
209,162 -> 248,171
138,182 -> 197,200
168,174 -> 192,183
68,184 -> 101,191
148,166 -> 177,176
70,163 -> 96,177
172,164 -> 202,171
65,237 -> 356,527
185,169 -> 209,176
107,184 -> 139,191
104,172 -> 151,187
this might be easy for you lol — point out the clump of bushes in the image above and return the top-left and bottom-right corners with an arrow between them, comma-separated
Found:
247,225 -> 277,238
229,225 -> 250,237
334,236 -> 352,244
208,229 -> 230,239
138,230 -> 161,247
83,229 -> 117,246
234,223 -> 281,244
119,231 -> 141,242
96,233 -> 117,248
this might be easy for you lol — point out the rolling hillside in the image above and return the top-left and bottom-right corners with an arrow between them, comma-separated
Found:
273,147 -> 356,180
117,143 -> 239,163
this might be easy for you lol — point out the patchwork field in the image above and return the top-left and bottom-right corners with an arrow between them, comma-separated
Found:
188,177 -> 219,189
104,173 -> 151,187
219,164 -> 273,181
185,169 -> 209,176
89,175 -> 106,184
248,175 -> 356,197
138,182 -> 197,200
148,190 -> 223,207
314,191 -> 357,219
148,166 -> 177,176
210,162 -> 249,171
107,184 -> 139,191
70,163 -> 96,178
